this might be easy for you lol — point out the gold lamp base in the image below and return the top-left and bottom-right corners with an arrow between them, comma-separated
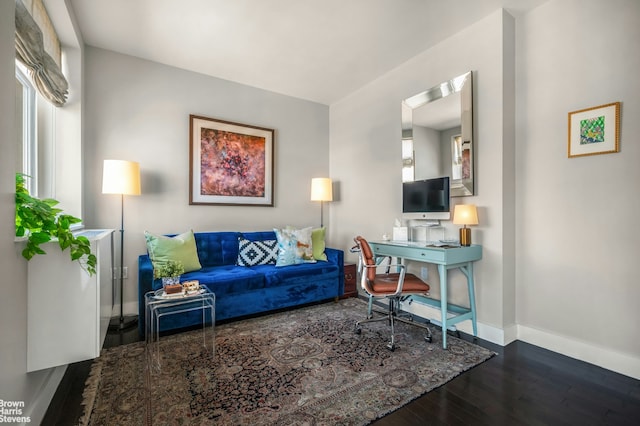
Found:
459,227 -> 472,246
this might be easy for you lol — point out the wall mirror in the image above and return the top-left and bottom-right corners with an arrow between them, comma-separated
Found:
401,71 -> 474,197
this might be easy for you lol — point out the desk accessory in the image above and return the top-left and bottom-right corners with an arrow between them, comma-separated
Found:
453,204 -> 478,246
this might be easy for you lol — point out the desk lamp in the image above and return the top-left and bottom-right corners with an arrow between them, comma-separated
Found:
310,178 -> 333,228
102,159 -> 141,331
453,204 -> 478,246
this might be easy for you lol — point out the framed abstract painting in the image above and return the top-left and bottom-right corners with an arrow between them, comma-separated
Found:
189,115 -> 274,206
568,102 -> 620,158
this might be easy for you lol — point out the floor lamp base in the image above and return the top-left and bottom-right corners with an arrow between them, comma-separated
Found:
108,315 -> 138,332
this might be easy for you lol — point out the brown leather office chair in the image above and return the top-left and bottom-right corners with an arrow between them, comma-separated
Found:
353,236 -> 432,350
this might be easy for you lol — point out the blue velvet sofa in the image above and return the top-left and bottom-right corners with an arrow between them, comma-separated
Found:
138,231 -> 344,337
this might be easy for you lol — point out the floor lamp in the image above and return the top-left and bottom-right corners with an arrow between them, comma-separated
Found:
310,177 -> 333,228
102,160 -> 141,331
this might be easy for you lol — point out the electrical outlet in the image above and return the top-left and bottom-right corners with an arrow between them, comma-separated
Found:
421,267 -> 428,280
112,267 -> 129,279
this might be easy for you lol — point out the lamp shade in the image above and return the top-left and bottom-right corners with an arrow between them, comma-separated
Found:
310,178 -> 333,202
453,204 -> 478,225
102,160 -> 141,195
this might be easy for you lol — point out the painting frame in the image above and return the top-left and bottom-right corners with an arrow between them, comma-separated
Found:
568,102 -> 620,158
189,115 -> 274,206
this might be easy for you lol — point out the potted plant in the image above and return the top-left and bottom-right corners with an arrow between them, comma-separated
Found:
15,173 -> 97,275
153,259 -> 185,286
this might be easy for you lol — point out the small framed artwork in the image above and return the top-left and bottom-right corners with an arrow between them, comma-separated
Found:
189,115 -> 274,206
568,102 -> 620,158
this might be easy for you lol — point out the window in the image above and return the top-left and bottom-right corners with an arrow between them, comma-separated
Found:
15,63 -> 37,195
15,1 -> 83,221
16,61 -> 57,199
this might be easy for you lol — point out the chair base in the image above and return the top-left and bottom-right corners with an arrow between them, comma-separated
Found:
355,298 -> 432,351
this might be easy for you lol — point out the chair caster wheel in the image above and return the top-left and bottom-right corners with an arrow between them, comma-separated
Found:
355,327 -> 362,335
425,335 -> 432,343
387,343 -> 396,351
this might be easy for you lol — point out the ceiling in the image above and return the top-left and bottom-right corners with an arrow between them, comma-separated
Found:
68,0 -> 547,105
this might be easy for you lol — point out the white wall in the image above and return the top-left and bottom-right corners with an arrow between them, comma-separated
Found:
330,10 -> 515,340
82,47 -> 330,314
0,1 -> 67,423
331,1 -> 640,379
516,0 -> 640,378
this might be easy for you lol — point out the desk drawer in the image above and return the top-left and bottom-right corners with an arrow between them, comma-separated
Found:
370,243 -> 482,264
370,243 -> 446,262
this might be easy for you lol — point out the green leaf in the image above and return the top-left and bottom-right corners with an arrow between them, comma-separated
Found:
15,173 -> 97,276
30,232 -> 52,244
59,216 -> 70,229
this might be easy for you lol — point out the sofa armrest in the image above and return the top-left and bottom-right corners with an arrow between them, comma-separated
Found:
138,254 -> 154,337
325,247 -> 344,296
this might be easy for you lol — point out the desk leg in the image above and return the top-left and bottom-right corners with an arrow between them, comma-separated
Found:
438,264 -> 448,349
467,262 -> 477,337
458,262 -> 478,337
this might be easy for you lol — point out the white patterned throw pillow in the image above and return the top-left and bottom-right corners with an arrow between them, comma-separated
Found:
289,226 -> 316,263
236,238 -> 278,266
273,227 -> 317,267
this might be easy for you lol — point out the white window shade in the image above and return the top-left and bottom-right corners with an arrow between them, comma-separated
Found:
15,0 -> 68,106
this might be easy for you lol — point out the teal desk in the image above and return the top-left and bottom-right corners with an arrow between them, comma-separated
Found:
369,241 -> 482,349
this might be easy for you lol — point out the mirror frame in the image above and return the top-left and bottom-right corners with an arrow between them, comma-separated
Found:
402,71 -> 474,197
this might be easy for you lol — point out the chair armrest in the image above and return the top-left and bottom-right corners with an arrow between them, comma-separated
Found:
363,263 -> 406,271
362,263 -> 407,297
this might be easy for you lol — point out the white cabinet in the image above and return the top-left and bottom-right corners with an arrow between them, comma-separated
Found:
27,229 -> 114,372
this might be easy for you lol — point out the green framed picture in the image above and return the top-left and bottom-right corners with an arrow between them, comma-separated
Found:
568,102 -> 620,158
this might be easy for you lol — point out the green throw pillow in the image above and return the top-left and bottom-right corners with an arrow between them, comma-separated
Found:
145,230 -> 202,273
312,227 -> 328,261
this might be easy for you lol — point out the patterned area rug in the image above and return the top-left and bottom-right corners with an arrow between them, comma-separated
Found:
80,298 -> 494,425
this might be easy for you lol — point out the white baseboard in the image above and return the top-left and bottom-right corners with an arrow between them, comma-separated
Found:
397,299 -> 640,379
396,299 -> 506,345
518,325 -> 640,380
24,365 -> 67,425
503,323 -> 518,345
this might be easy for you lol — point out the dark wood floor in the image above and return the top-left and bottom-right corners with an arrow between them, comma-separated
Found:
43,317 -> 640,425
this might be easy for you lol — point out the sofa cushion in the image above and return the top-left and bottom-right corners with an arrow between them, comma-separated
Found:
194,232 -> 241,267
261,261 -> 339,287
181,265 -> 266,296
237,237 -> 278,266
144,230 -> 202,273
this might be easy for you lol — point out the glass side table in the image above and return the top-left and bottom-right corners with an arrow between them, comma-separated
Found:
144,287 -> 215,371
